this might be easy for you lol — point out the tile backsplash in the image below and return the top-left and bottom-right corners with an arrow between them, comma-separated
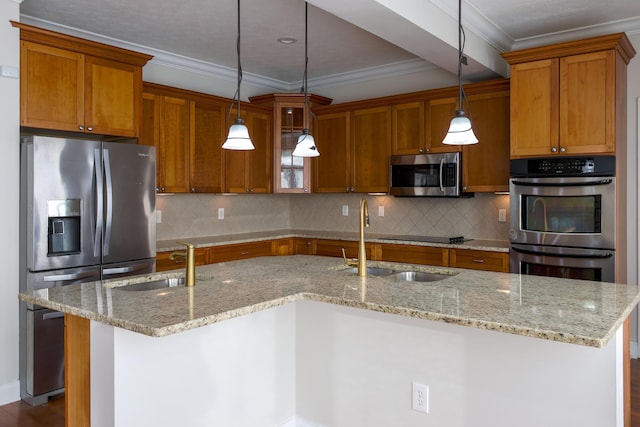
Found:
156,193 -> 510,241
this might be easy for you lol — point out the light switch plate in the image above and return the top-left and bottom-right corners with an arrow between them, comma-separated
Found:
0,65 -> 18,79
218,208 -> 225,220
342,205 -> 348,216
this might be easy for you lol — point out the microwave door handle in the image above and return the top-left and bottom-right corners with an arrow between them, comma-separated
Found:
93,149 -> 103,258
439,158 -> 445,193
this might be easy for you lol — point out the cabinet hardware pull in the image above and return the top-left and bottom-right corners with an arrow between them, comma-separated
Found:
551,147 -> 557,152
472,259 -> 484,263
560,147 -> 566,152
78,125 -> 84,130
240,251 -> 249,255
87,127 -> 93,131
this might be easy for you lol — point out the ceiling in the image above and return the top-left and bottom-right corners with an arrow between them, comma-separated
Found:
17,0 -> 640,98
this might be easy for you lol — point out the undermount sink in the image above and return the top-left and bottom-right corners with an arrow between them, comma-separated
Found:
342,266 -> 456,282
346,267 -> 395,277
385,271 -> 456,282
118,277 -> 185,292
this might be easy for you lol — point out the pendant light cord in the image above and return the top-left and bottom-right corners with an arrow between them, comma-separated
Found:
457,0 -> 473,119
227,0 -> 243,127
303,2 -> 310,129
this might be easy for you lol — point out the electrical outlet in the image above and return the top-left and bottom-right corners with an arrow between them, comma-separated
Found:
412,382 -> 429,414
218,207 -> 225,220
342,205 -> 349,216
156,210 -> 162,224
378,206 -> 384,217
498,209 -> 507,223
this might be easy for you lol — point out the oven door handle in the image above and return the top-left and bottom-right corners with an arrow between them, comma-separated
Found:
510,178 -> 613,187
511,244 -> 614,259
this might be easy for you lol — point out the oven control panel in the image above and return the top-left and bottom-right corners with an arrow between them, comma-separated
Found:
510,156 -> 615,177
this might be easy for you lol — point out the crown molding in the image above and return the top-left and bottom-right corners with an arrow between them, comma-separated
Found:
511,16 -> 640,50
19,14 -> 438,93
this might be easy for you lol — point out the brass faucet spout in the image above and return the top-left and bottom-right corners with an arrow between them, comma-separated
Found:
169,241 -> 196,286
357,198 -> 369,277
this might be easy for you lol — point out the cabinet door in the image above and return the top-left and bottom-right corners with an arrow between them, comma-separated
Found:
313,112 -> 351,192
190,100 -> 225,193
159,96 -> 190,193
352,106 -> 391,193
462,91 -> 510,192
140,93 -> 161,190
275,103 -> 310,193
510,59 -> 559,157
425,97 -> 461,153
156,248 -> 209,272
315,239 -> 374,260
560,51 -> 615,154
224,110 -> 272,193
84,56 -> 139,137
246,110 -> 272,193
392,102 -> 425,155
20,41 -> 84,132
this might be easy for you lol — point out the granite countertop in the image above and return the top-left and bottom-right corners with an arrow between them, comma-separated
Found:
19,255 -> 640,348
156,229 -> 510,253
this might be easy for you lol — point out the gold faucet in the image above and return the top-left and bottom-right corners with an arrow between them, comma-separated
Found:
169,241 -> 196,287
357,198 -> 369,277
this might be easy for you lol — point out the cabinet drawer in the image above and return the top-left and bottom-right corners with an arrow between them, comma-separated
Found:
450,249 -> 509,272
210,241 -> 274,263
314,239 -> 374,260
156,248 -> 209,272
379,243 -> 448,267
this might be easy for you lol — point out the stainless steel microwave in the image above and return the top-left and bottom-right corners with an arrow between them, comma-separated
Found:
389,153 -> 461,197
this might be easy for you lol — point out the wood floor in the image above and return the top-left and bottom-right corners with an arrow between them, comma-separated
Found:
2,361 -> 640,426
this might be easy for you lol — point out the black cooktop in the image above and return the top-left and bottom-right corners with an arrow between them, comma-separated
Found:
381,235 -> 471,244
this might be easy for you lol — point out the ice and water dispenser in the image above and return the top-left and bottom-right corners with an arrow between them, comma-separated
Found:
47,199 -> 81,256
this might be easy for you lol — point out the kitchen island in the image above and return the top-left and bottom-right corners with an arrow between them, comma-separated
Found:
19,255 -> 640,427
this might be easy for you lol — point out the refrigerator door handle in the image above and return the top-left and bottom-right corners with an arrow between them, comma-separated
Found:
103,263 -> 152,276
93,148 -> 103,258
103,148 -> 113,257
42,312 -> 65,320
43,271 -> 100,282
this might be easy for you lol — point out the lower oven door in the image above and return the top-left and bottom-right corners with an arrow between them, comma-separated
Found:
510,244 -> 615,282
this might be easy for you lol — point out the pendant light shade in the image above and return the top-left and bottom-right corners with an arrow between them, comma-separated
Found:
443,0 -> 478,146
292,129 -> 319,157
443,110 -> 478,145
292,2 -> 319,157
223,0 -> 254,151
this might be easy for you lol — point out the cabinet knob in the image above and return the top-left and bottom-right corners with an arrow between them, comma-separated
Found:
161,187 -> 166,192
424,148 -> 430,152
78,125 -> 84,131
560,147 -> 566,153
551,147 -> 557,153
191,187 -> 195,192
418,148 -> 424,153
87,127 -> 93,131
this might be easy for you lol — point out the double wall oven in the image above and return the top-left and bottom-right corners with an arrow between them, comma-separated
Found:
509,156 -> 616,282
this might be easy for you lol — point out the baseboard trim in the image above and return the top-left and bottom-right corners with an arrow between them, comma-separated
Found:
0,381 -> 20,406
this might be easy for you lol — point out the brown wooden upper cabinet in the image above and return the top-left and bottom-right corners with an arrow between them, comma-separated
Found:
141,83 -> 226,193
502,33 -> 636,158
313,106 -> 391,193
249,93 -> 332,194
224,108 -> 272,193
14,22 -> 151,138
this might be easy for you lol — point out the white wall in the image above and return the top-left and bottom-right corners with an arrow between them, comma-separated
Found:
0,0 -> 22,405
296,301 -> 621,427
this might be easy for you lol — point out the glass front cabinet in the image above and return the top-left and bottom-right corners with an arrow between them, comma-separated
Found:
250,93 -> 332,193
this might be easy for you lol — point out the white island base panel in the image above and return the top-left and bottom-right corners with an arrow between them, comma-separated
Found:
90,301 -> 624,427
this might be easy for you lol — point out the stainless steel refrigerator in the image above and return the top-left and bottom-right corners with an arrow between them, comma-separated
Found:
19,134 -> 156,405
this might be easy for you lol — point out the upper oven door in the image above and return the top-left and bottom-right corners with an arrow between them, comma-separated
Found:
509,176 -> 615,249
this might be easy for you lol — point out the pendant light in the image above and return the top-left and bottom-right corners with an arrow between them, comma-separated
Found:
292,2 -> 319,157
443,0 -> 478,145
223,0 -> 254,150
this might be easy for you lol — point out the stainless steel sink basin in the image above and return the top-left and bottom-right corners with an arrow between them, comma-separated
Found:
346,267 -> 396,276
385,271 -> 456,282
118,277 -> 185,291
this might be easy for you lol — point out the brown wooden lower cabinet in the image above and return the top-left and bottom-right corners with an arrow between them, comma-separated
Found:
313,239 -> 375,260
378,243 -> 449,266
449,248 -> 509,272
65,314 -> 90,427
209,240 -> 274,263
156,247 -> 209,272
